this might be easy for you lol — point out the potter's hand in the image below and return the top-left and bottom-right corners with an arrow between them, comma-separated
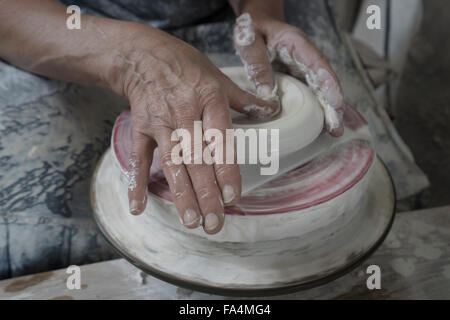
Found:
110,27 -> 278,234
230,2 -> 346,136
0,1 -> 277,235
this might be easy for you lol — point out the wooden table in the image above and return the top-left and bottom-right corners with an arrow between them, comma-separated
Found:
0,206 -> 449,300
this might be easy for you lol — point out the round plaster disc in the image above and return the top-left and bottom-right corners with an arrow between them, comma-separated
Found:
91,149 -> 395,296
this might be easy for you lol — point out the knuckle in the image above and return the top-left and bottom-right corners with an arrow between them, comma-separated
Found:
131,116 -> 149,132
183,145 -> 203,164
170,98 -> 196,113
170,99 -> 191,110
131,133 -> 149,148
205,129 -> 226,147
159,149 -> 177,169
171,105 -> 200,126
175,115 -> 196,130
195,184 -> 218,202
198,84 -> 224,107
172,188 -> 189,201
192,140 -> 204,154
131,114 -> 165,138
215,164 -> 238,179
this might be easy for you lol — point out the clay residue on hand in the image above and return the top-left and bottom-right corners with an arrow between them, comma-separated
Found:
275,46 -> 343,132
244,103 -> 278,119
256,82 -> 279,103
242,60 -> 280,103
127,153 -> 139,191
234,13 -> 256,47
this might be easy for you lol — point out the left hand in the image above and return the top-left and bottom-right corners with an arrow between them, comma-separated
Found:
233,13 -> 346,137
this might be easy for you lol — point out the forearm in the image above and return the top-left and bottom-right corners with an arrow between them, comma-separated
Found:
0,0 -> 161,91
228,0 -> 284,22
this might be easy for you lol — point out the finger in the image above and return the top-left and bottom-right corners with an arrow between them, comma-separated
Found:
276,40 -> 345,136
127,130 -> 155,216
201,89 -> 241,207
233,13 -> 277,101
225,77 -> 280,119
154,127 -> 202,229
175,118 -> 225,235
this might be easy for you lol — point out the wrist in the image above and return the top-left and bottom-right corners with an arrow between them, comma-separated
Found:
104,24 -> 185,98
102,23 -> 165,97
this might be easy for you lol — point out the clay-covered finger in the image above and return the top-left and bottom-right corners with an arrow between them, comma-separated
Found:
225,77 -> 279,119
293,44 -> 345,137
154,127 -> 202,229
175,120 -> 225,235
275,41 -> 345,136
201,90 -> 241,206
127,130 -> 155,216
233,13 -> 277,102
186,161 -> 225,234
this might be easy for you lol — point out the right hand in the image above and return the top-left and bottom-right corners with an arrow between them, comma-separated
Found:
107,25 -> 278,234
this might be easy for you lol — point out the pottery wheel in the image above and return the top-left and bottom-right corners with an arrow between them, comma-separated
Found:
91,67 -> 396,295
91,150 -> 395,295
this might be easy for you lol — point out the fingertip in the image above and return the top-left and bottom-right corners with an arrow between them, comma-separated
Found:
130,209 -> 144,216
203,212 -> 224,235
256,84 -> 275,99
182,209 -> 202,229
222,184 -> 241,207
328,124 -> 344,137
129,196 -> 146,215
323,101 -> 345,138
242,95 -> 280,120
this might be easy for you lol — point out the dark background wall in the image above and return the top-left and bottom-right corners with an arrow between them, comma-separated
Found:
395,0 -> 450,208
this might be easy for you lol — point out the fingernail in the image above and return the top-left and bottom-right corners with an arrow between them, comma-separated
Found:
222,185 -> 235,204
205,213 -> 220,231
183,209 -> 200,227
130,199 -> 142,215
130,195 -> 146,215
256,84 -> 272,99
